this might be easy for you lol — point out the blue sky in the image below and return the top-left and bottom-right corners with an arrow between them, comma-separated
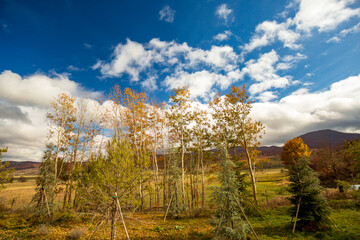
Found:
1,0 -> 360,161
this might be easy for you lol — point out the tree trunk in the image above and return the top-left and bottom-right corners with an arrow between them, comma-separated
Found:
244,144 -> 257,204
111,198 -> 117,240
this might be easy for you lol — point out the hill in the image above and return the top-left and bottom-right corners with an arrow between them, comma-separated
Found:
297,129 -> 360,149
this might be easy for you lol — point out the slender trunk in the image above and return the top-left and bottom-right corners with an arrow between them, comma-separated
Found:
153,144 -> 160,208
63,182 -> 69,210
243,137 -> 257,204
201,151 -> 205,209
181,128 -> 186,207
111,198 -> 117,240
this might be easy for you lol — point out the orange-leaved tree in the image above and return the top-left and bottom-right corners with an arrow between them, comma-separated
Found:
281,137 -> 311,168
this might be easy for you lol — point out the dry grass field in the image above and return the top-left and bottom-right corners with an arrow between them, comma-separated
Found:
0,169 -> 359,239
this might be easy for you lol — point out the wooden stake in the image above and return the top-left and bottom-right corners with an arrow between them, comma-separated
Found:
215,204 -> 226,237
11,197 -> 17,212
231,192 -> 260,240
164,192 -> 174,223
115,192 -> 130,240
326,215 -> 341,231
265,190 -> 269,206
293,197 -> 301,234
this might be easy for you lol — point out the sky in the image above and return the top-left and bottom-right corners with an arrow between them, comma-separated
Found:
0,0 -> 360,162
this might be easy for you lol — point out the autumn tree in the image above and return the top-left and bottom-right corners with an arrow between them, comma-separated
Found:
46,93 -> 76,187
210,85 -> 264,204
281,137 -> 311,168
166,86 -> 192,208
190,104 -> 210,209
345,139 -> 360,179
0,147 -> 14,189
121,87 -> 151,210
311,144 -> 355,187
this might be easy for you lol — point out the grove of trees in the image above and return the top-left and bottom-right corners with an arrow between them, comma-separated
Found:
33,84 -> 265,239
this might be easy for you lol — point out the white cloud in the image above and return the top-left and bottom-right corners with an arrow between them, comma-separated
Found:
93,39 -> 151,81
251,74 -> 360,145
0,70 -> 102,162
159,5 -> 175,23
213,30 -> 232,41
294,0 -> 360,32
340,22 -> 360,36
67,65 -> 81,71
242,20 -> 301,53
94,38 -> 240,100
327,22 -> 360,43
242,0 -> 360,53
241,50 -> 294,95
84,43 -> 93,49
163,70 -> 243,101
257,91 -> 278,102
216,4 -> 233,24
0,70 -> 100,107
141,76 -> 158,91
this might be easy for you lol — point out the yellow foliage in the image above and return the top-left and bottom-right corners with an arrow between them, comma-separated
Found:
281,137 -> 311,168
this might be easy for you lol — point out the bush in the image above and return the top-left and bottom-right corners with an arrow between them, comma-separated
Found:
37,224 -> 48,235
67,227 -> 88,239
18,176 -> 27,182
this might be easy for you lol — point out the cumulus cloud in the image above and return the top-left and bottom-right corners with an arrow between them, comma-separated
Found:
159,5 -> 175,23
163,70 -> 242,101
216,4 -> 234,24
242,20 -> 301,53
241,50 -> 294,95
213,30 -> 232,41
0,70 -> 101,162
0,70 -> 101,108
251,74 -> 360,145
257,91 -> 278,102
294,0 -> 360,32
0,101 -> 30,123
242,0 -> 360,54
93,38 -> 240,100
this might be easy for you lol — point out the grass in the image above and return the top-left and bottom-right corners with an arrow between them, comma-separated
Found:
0,169 -> 359,239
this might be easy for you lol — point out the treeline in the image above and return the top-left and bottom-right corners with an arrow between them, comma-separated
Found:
33,85 -> 264,238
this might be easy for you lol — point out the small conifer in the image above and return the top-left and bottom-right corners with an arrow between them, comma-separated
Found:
288,157 -> 329,230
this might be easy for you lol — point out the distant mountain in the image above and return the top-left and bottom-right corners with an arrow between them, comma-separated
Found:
0,161 -> 40,172
298,129 -> 360,149
236,129 -> 360,156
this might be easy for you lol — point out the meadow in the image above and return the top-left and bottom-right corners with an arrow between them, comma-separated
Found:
0,169 -> 359,239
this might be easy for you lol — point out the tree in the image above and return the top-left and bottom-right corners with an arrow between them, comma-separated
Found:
212,155 -> 250,239
311,144 -> 355,187
167,87 -> 192,208
32,145 -> 60,218
345,139 -> 360,179
288,157 -> 329,231
46,93 -> 76,187
0,147 -> 14,189
191,104 -> 210,209
79,139 -> 141,240
281,137 -> 311,168
210,85 -> 264,204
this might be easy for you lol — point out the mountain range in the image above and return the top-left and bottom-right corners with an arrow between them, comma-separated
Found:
2,129 -> 360,172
